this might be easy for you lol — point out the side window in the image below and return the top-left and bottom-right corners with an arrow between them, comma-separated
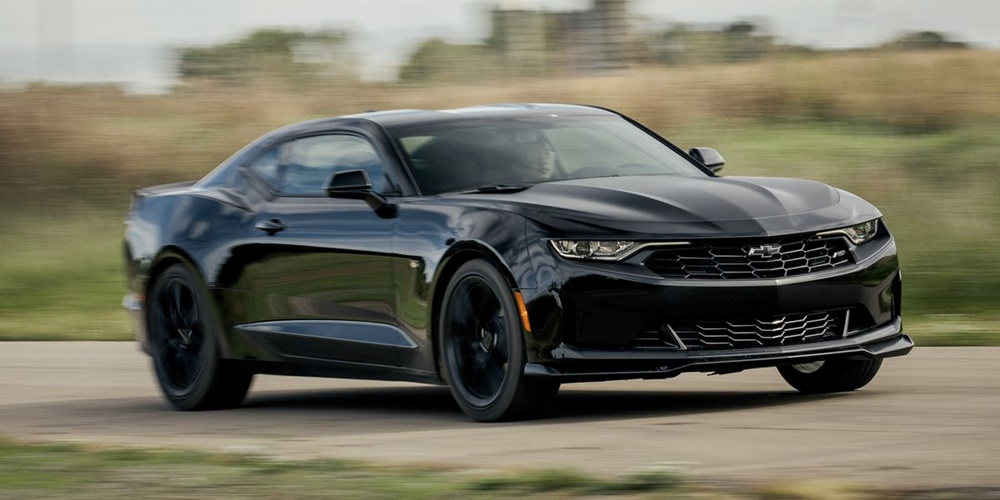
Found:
247,145 -> 284,189
281,135 -> 389,195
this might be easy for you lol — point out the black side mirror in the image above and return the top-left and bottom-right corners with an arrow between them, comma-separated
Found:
324,169 -> 396,218
326,169 -> 372,194
688,147 -> 726,173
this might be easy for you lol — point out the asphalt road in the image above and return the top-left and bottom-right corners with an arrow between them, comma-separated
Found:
1,342 -> 997,488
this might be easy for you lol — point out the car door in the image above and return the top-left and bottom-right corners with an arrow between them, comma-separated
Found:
233,132 -> 414,368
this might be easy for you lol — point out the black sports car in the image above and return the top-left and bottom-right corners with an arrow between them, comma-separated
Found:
123,104 -> 912,421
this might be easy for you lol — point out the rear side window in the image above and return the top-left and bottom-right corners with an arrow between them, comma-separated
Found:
247,145 -> 284,189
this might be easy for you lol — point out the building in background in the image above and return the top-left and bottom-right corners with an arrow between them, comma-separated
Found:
490,0 -> 631,74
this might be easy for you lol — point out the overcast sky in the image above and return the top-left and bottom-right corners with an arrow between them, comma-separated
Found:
1,0 -> 997,90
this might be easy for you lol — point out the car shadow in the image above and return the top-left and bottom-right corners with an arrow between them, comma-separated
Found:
240,384 -> 856,425
545,388 -> 849,423
0,385 -> 867,443
242,386 -> 462,419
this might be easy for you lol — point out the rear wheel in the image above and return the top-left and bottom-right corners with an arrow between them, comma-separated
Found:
438,260 -> 558,422
147,264 -> 252,410
778,358 -> 882,394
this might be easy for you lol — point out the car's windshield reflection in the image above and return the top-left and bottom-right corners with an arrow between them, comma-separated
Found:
390,115 -> 705,195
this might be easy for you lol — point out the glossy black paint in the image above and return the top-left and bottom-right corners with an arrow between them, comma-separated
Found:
124,104 -> 911,388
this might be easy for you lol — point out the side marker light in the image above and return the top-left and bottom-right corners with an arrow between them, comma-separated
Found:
514,291 -> 532,333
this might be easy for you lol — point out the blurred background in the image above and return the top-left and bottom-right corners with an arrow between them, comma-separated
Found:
1,0 -> 997,343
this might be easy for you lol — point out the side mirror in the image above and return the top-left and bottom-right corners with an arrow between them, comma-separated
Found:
688,147 -> 725,173
324,169 -> 396,218
326,169 -> 373,194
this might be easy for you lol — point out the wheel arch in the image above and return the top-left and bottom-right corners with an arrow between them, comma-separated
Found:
145,246 -> 235,357
428,241 -> 522,379
146,246 -> 204,297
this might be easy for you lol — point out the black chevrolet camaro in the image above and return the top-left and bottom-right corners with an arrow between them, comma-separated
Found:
123,104 -> 912,421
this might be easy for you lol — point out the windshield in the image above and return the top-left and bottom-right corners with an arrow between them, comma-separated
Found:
388,114 -> 706,195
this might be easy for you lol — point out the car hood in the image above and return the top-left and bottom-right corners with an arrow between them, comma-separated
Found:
447,175 -> 882,238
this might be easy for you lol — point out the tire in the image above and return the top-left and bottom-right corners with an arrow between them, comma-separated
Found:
146,264 -> 253,410
778,357 -> 883,394
437,260 -> 559,422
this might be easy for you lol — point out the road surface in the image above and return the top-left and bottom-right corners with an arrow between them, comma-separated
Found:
1,342 -> 997,488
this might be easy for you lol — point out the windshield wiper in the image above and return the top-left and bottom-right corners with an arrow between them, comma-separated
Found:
461,184 -> 532,194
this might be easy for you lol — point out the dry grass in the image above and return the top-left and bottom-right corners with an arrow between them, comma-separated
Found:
3,50 -> 998,209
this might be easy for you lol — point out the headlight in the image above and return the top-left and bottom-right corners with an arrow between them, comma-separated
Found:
550,240 -> 638,261
817,219 -> 879,245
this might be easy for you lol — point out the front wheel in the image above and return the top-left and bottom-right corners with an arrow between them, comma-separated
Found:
146,264 -> 253,410
778,357 -> 882,394
438,260 -> 558,422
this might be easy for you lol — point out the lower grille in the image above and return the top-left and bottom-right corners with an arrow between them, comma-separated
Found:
667,310 -> 846,350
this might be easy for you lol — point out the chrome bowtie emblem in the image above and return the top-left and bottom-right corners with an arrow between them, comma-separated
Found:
747,244 -> 781,259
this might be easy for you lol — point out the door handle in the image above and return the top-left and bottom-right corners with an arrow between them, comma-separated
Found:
255,218 -> 286,235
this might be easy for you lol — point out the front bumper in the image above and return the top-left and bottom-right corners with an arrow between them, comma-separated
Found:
520,229 -> 909,380
525,317 -> 912,382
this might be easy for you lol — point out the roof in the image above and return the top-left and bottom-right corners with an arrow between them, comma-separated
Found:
256,103 -> 616,143
346,103 -> 613,127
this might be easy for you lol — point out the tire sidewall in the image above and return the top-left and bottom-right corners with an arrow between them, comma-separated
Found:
438,260 -> 527,421
147,263 -> 222,410
778,357 -> 882,394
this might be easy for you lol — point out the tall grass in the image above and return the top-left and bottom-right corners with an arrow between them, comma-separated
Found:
1,50 -> 998,341
3,50 -> 997,209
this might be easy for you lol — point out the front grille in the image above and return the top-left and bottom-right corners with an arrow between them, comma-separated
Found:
643,234 -> 852,279
669,310 -> 846,350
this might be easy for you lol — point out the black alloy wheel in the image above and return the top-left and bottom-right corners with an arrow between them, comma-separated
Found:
439,260 -> 558,422
147,264 -> 252,410
778,357 -> 883,394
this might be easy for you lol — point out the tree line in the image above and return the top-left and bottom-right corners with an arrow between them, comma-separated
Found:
175,24 -> 969,86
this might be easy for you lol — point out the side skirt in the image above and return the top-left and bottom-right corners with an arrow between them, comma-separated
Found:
228,320 -> 440,384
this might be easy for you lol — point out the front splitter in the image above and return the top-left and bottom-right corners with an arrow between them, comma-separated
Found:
525,318 -> 912,383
